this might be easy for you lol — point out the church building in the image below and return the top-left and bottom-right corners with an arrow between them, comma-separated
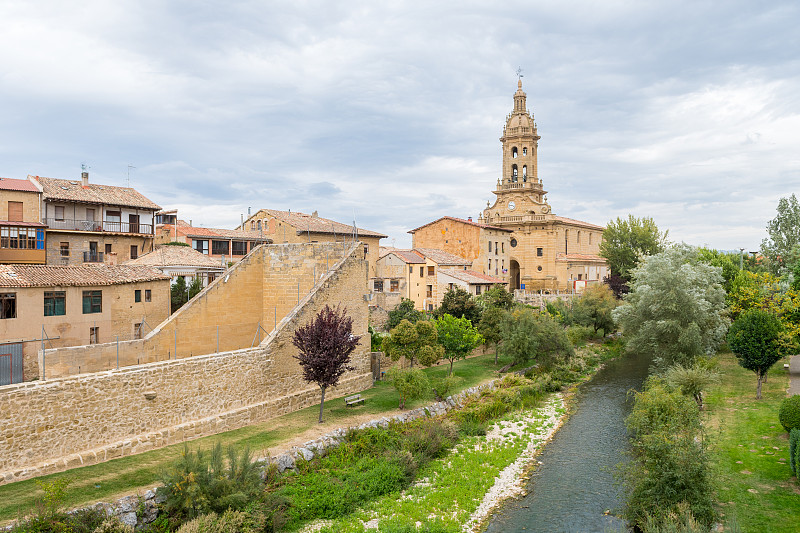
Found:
411,80 -> 608,292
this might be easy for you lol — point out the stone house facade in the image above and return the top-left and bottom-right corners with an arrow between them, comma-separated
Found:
155,220 -> 270,264
0,264 -> 170,384
0,177 -> 47,265
125,244 -> 226,286
31,172 -> 161,265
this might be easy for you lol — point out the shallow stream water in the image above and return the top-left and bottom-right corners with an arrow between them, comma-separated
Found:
484,349 -> 652,533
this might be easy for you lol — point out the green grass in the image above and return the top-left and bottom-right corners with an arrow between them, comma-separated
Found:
0,352 -> 511,524
704,352 -> 800,533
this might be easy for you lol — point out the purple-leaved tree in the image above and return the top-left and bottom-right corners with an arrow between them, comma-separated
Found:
293,305 -> 361,423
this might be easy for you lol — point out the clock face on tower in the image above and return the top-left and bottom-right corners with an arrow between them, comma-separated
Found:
508,201 -> 516,211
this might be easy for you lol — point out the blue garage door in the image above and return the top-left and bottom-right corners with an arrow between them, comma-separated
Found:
0,343 -> 23,385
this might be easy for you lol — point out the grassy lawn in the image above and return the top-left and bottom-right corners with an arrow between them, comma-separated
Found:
0,352 -> 512,524
704,352 -> 800,533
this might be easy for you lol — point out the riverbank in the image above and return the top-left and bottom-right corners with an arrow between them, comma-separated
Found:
704,352 -> 798,532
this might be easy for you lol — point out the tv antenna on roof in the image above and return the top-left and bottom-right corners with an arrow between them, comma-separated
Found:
127,165 -> 136,187
516,67 -> 524,81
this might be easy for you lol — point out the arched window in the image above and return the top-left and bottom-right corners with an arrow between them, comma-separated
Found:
512,164 -> 518,182
512,147 -> 518,158
522,147 -> 527,156
577,231 -> 581,244
522,165 -> 527,181
257,220 -> 262,231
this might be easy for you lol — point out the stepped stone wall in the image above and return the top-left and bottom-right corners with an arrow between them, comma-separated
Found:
0,242 -> 372,485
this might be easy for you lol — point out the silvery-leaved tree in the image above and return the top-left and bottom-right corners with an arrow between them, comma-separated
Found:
293,305 -> 361,423
613,244 -> 729,371
761,193 -> 800,274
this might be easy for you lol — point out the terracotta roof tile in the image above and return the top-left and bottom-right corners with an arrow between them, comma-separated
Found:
552,216 -> 605,231
163,224 -> 271,242
0,177 -> 40,193
32,175 -> 161,210
125,245 -> 226,269
413,248 -> 472,266
408,216 -> 512,233
439,269 -> 507,285
0,264 -> 169,288
257,209 -> 387,238
387,250 -> 426,264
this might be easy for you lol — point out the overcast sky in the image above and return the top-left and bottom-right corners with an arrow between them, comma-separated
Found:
1,1 -> 797,250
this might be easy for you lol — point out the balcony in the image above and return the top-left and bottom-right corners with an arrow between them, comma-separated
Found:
44,218 -> 153,234
83,251 -> 104,263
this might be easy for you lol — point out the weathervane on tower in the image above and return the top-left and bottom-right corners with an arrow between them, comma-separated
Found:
516,67 -> 524,81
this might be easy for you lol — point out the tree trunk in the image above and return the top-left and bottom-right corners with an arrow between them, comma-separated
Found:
494,347 -> 498,366
318,386 -> 327,423
756,374 -> 763,400
449,358 -> 454,376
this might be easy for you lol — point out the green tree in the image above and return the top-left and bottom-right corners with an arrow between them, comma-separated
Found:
664,362 -> 719,410
171,276 -> 188,313
386,298 -> 424,330
727,309 -> 786,399
478,306 -> 507,364
435,287 -> 481,325
599,215 -> 669,282
188,276 -> 203,299
386,367 -> 429,409
697,247 -> 740,292
477,284 -> 514,311
435,314 -> 483,375
613,245 -> 728,371
572,283 -> 616,335
382,319 -> 444,368
761,194 -> 800,273
500,308 -> 573,368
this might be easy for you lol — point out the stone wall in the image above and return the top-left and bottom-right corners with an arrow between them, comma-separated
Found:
0,242 -> 372,485
45,232 -> 155,265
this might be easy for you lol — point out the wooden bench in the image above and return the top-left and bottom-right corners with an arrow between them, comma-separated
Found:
345,394 -> 365,407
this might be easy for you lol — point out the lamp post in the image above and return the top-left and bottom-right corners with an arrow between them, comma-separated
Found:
739,248 -> 745,270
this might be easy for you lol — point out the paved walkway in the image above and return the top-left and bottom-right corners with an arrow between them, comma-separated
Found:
789,355 -> 800,396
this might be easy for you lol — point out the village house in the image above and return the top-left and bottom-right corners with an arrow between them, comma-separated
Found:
438,268 -> 507,297
156,219 -> 271,264
124,244 -> 226,287
31,172 -> 160,265
0,177 -> 47,265
238,209 -> 386,278
0,264 -> 170,384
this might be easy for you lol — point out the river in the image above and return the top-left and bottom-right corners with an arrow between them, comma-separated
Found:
484,349 -> 652,533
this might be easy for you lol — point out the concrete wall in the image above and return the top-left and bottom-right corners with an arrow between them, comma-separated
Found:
0,242 -> 372,484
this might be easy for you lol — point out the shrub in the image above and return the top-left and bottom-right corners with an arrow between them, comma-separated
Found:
157,443 -> 263,522
566,325 -> 595,346
664,363 -> 719,410
790,428 -> 800,475
175,509 -> 279,533
386,367 -> 430,409
431,374 -> 463,401
642,502 -> 707,533
93,520 -> 134,533
779,395 -> 800,432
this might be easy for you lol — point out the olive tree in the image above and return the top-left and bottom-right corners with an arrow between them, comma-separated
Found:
293,305 -> 361,423
613,245 -> 728,371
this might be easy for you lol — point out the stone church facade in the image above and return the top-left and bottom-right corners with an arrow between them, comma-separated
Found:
413,80 -> 608,292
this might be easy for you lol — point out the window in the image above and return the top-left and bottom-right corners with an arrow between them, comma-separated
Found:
135,289 -> 142,303
537,247 -> 543,257
502,259 -> 505,270
374,280 -> 384,292
488,241 -> 492,252
523,147 -> 528,156
0,293 -> 16,319
428,304 -> 433,311
212,240 -> 229,255
427,266 -> 435,276
250,221 -> 255,230
510,238 -> 517,247
426,285 -> 433,298
257,220 -> 262,231
44,291 -> 66,316
130,245 -> 137,259
488,259 -> 492,270
82,290 -> 102,314
145,289 -> 151,302
106,210 -> 121,222
522,165 -> 527,181
589,233 -> 593,245
409,266 -> 413,274
60,242 -> 70,257
578,274 -> 583,280
8,201 -> 23,222
419,266 -> 424,277
89,327 -> 99,344
501,242 -> 504,253
193,239 -> 208,254
54,206 -> 65,221
495,242 -> 498,255
105,243 -> 112,255
512,164 -> 518,181
86,208 -> 95,221
512,147 -> 518,158
390,280 -> 399,292
538,266 -> 543,271
577,231 -> 581,244
232,241 -> 247,255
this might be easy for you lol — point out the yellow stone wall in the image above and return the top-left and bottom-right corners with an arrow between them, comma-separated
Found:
45,232 -> 155,265
0,189 -> 40,222
0,242 -> 372,484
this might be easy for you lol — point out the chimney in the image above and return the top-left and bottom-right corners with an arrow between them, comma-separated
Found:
106,251 -> 118,266
81,171 -> 89,187
312,210 -> 318,218
468,216 -> 472,221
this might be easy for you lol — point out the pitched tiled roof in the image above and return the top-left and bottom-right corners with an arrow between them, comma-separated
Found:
386,250 -> 426,264
163,223 -> 271,242
552,216 -> 605,231
0,264 -> 169,288
31,175 -> 161,210
408,216 -> 512,233
556,253 -> 607,263
125,245 -> 225,269
256,209 -> 387,238
439,269 -> 507,285
413,248 -> 472,266
0,177 -> 40,193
